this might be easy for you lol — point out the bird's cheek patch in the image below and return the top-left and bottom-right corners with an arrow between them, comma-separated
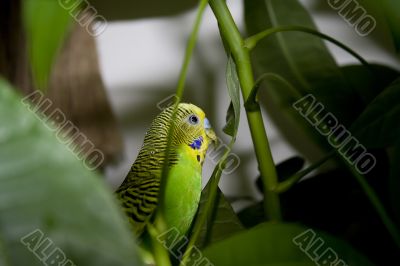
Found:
189,136 -> 203,150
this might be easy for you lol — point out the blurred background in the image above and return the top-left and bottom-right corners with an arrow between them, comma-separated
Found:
93,0 -> 400,210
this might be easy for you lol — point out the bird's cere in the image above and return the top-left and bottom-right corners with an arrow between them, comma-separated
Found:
204,117 -> 211,129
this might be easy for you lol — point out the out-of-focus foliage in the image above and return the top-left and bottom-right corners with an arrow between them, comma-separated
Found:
23,0 -> 72,90
0,79 -> 142,266
90,0 -> 198,20
202,223 -> 373,266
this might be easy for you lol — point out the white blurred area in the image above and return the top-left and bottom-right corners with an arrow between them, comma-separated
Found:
96,0 -> 399,210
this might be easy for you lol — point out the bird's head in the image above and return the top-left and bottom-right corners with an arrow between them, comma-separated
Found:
174,103 -> 217,145
141,103 -> 216,166
171,103 -> 216,165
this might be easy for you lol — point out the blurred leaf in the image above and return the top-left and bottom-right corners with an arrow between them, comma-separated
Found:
0,79 -> 142,265
90,0 -> 197,20
245,0 -> 361,126
23,0 -> 72,91
202,223 -> 373,266
243,0 -> 374,170
195,184 -> 244,249
223,56 -> 241,137
351,78 -> 400,148
257,73 -> 333,158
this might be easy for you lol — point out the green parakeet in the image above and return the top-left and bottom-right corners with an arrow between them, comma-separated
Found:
116,103 -> 216,255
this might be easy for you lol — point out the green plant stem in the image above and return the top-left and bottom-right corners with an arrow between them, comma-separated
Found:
153,0 -> 208,261
175,0 -> 209,99
157,0 -> 208,214
209,0 -> 282,221
147,223 -> 172,266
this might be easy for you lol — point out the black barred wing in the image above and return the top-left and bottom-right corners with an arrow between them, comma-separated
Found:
116,175 -> 160,237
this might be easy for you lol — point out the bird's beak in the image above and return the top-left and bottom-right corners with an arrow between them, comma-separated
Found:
204,118 -> 218,147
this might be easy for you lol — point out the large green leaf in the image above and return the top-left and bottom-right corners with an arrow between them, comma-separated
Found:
351,78 -> 400,147
202,223 -> 373,266
256,73 -> 332,160
245,0 -> 359,126
23,0 -> 72,90
195,184 -> 244,249
0,79 -> 142,265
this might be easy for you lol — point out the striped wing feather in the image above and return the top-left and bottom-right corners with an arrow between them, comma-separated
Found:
117,172 -> 160,236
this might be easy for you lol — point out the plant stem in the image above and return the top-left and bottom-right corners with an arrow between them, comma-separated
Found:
147,222 -> 172,266
158,0 -> 208,213
175,0 -> 209,99
209,0 -> 282,221
154,0 -> 208,262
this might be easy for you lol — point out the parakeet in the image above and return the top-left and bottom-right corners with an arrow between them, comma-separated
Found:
116,103 -> 216,253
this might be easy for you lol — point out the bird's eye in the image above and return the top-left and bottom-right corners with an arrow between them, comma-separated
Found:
188,114 -> 199,125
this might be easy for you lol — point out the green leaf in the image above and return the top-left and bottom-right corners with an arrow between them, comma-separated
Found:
256,72 -> 332,156
203,223 -> 373,266
351,78 -> 400,148
195,184 -> 244,249
245,0 -> 340,92
0,79 -> 142,265
23,0 -> 73,91
223,56 -> 241,138
245,0 -> 359,126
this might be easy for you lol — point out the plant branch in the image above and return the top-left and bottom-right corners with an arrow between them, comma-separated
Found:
157,0 -> 208,216
209,0 -> 282,221
153,0 -> 208,262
